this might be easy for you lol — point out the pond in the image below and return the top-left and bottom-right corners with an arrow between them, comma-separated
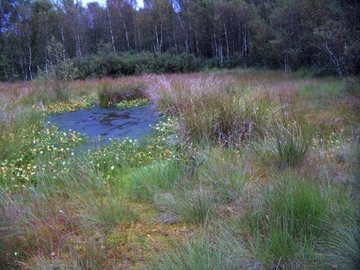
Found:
47,105 -> 159,144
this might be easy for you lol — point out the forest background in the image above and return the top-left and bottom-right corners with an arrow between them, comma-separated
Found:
1,0 -> 359,82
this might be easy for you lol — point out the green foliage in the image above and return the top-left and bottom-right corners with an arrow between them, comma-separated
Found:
95,196 -> 139,229
46,37 -> 79,82
329,214 -> 360,269
34,37 -> 79,102
97,82 -> 111,106
341,78 -> 360,95
2,0 -> 360,81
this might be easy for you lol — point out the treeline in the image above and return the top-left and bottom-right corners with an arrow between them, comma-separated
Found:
73,51 -> 200,79
1,0 -> 359,81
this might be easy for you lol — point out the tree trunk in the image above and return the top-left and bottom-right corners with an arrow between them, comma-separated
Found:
154,24 -> 163,54
122,18 -> 130,50
28,38 -> 33,80
323,41 -> 342,77
243,29 -> 249,68
75,33 -> 82,58
223,22 -> 229,61
61,26 -> 66,61
107,6 -> 116,52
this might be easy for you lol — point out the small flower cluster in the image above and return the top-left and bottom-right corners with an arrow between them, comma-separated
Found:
85,118 -> 181,180
116,98 -> 149,110
46,97 -> 94,113
0,122 -> 86,189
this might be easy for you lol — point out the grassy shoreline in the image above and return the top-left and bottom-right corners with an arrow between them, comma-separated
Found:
1,70 -> 359,269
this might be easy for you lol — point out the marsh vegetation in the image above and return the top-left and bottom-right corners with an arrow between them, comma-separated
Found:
0,70 -> 359,269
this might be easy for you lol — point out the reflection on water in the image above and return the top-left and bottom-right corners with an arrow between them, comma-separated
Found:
47,105 -> 159,144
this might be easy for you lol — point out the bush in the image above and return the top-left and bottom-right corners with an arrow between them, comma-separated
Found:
73,52 -> 201,79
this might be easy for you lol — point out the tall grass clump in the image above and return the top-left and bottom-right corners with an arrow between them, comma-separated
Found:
173,188 -> 215,224
328,213 -> 360,269
317,171 -> 359,269
317,151 -> 360,270
87,191 -> 140,230
147,75 -> 276,145
147,229 -> 249,270
126,160 -> 185,202
155,183 -> 216,225
198,147 -> 248,203
273,121 -> 312,169
152,146 -> 248,224
242,177 -> 328,268
97,78 -> 146,106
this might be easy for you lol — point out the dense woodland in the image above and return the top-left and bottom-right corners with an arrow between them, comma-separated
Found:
1,0 -> 359,81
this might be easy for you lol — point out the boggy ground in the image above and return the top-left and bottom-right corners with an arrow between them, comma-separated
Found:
0,69 -> 359,269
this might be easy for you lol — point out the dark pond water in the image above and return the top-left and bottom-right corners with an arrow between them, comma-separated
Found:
47,105 -> 159,144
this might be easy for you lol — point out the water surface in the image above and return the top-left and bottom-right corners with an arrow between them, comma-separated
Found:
47,105 -> 159,144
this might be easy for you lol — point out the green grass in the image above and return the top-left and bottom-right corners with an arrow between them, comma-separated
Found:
198,147 -> 248,203
147,75 -> 276,145
239,177 -> 328,268
147,228 -> 249,270
0,70 -> 359,269
126,160 -> 185,202
273,121 -> 312,169
156,185 -> 216,224
329,215 -> 360,269
97,79 -> 146,106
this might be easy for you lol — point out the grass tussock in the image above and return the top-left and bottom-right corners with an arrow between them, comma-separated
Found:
147,75 -> 278,145
1,69 -> 359,269
273,121 -> 312,169
97,77 -> 147,106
